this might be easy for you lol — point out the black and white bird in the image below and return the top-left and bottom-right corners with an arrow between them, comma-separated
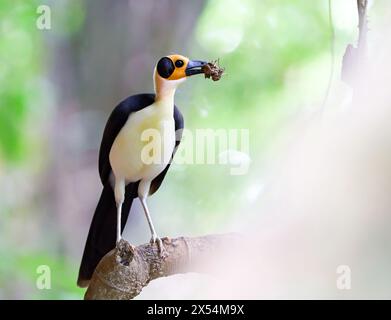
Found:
77,54 -> 207,287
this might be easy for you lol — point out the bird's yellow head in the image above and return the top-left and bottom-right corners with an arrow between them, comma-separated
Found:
155,54 -> 207,81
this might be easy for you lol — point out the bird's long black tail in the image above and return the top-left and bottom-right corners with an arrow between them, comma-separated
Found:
77,183 -> 136,287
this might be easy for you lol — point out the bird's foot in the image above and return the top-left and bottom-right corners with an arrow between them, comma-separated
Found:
150,235 -> 168,258
115,238 -> 135,266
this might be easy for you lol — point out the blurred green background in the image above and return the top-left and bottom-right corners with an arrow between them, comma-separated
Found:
0,0 -> 385,299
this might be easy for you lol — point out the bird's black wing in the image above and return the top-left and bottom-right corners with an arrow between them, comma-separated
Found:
98,92 -> 183,195
149,105 -> 184,195
98,93 -> 156,185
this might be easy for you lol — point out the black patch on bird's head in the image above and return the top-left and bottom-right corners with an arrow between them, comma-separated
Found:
157,57 -> 175,79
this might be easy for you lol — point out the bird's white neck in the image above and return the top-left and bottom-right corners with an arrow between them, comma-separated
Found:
154,85 -> 176,105
153,70 -> 185,113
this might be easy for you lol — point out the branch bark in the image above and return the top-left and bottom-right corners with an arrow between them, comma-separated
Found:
357,0 -> 369,54
342,0 -> 369,86
84,234 -> 239,300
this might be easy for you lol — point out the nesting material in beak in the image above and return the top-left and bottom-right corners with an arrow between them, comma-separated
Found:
202,60 -> 225,81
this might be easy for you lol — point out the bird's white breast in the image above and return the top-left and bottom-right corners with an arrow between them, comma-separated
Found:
109,102 -> 176,183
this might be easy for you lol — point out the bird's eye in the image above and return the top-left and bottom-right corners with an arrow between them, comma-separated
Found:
175,60 -> 184,68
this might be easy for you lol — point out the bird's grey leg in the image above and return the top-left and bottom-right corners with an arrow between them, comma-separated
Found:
139,197 -> 158,241
114,179 -> 125,243
138,180 -> 166,255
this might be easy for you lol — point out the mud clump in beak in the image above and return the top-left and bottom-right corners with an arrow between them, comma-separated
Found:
202,59 -> 225,81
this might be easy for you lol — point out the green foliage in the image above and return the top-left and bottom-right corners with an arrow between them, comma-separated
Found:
0,1 -> 43,162
0,248 -> 84,299
192,0 -> 330,125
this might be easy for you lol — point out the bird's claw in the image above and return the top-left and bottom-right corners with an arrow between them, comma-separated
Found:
116,237 -> 123,246
150,235 -> 168,258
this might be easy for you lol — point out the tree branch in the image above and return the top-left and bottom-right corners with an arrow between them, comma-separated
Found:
342,0 -> 369,86
357,0 -> 369,54
84,234 -> 239,300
